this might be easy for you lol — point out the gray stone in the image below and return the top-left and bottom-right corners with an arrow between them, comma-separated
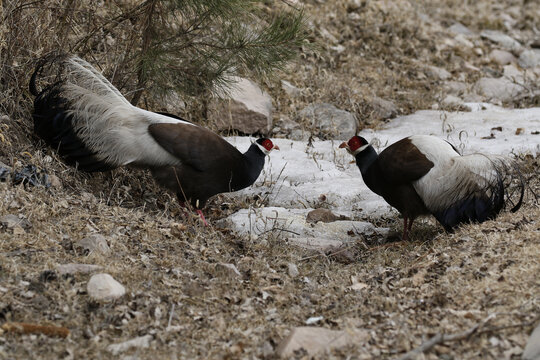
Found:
503,64 -> 525,85
272,117 -> 301,136
518,49 -> 540,69
87,273 -> 126,300
290,129 -> 309,141
281,80 -> 301,97
77,234 -> 111,255
57,263 -> 102,275
425,65 -> 452,80
474,77 -> 525,102
442,95 -> 463,106
298,103 -> 357,140
371,97 -> 397,119
276,327 -> 368,358
480,30 -> 523,54
215,263 -> 242,279
489,49 -> 516,65
443,81 -> 468,95
0,214 -> 31,229
48,174 -> 62,189
287,263 -> 299,278
448,22 -> 474,36
306,209 -> 348,223
107,335 -> 153,355
523,322 -> 540,360
210,77 -> 273,134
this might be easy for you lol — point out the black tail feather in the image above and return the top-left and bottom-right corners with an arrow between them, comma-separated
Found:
434,161 -> 525,231
30,57 -> 115,173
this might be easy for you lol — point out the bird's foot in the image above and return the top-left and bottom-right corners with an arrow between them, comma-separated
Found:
196,209 -> 209,227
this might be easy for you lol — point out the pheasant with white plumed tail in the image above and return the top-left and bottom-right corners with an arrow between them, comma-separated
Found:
340,134 -> 524,240
30,54 -> 279,224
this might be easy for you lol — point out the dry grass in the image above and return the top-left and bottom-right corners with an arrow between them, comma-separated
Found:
1,0 -> 539,359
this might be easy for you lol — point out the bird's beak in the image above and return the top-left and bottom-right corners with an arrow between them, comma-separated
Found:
273,145 -> 280,151
338,142 -> 348,149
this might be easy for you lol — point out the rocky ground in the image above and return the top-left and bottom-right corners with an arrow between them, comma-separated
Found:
0,0 -> 539,359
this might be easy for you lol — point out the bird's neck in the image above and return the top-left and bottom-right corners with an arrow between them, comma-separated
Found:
354,145 -> 378,176
241,144 -> 266,186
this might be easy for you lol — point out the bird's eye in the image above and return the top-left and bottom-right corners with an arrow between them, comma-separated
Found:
262,139 -> 273,151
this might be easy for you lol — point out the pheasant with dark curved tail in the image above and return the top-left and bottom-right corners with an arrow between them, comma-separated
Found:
340,135 -> 524,240
30,55 -> 279,224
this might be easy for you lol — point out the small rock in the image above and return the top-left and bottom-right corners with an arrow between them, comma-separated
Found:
48,174 -> 62,189
518,49 -> 540,69
474,77 -> 525,102
281,80 -> 301,97
448,22 -> 474,36
480,30 -> 523,54
522,322 -> 540,360
305,316 -> 323,325
57,263 -> 102,275
215,263 -> 242,279
276,327 -> 368,357
0,214 -> 32,230
77,234 -> 111,255
87,273 -> 125,300
371,97 -> 397,119
261,341 -> 274,358
210,77 -> 273,134
503,64 -> 525,85
0,161 -> 11,182
290,128 -> 308,141
489,49 -> 516,65
298,103 -> 357,140
443,81 -> 468,95
287,263 -> 299,278
425,65 -> 451,80
442,95 -> 463,106
107,335 -> 153,355
306,209 -> 348,223
80,192 -> 96,203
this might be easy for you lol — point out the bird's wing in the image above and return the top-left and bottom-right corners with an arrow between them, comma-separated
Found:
376,137 -> 436,183
148,122 -> 244,172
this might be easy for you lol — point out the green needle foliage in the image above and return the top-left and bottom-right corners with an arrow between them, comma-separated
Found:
130,0 -> 308,105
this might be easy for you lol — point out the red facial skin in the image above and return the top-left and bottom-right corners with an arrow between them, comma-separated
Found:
339,136 -> 365,152
262,139 -> 279,151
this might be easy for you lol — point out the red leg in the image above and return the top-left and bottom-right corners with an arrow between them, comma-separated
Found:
196,209 -> 209,226
408,218 -> 414,232
402,216 -> 409,241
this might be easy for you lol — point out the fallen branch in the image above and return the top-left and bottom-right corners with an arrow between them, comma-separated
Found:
396,314 -> 540,360
1,322 -> 70,338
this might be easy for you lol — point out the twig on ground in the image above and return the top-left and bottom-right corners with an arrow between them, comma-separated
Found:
396,314 -> 540,360
1,322 -> 70,338
299,246 -> 352,262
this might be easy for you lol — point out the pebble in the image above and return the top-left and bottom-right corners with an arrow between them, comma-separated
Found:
77,234 -> 111,255
87,273 -> 126,300
57,263 -> 103,275
287,263 -> 299,278
107,335 -> 153,355
276,326 -> 368,358
489,49 -> 516,65
215,263 -> 242,279
522,322 -> 540,360
518,49 -> 540,69
0,214 -> 32,230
